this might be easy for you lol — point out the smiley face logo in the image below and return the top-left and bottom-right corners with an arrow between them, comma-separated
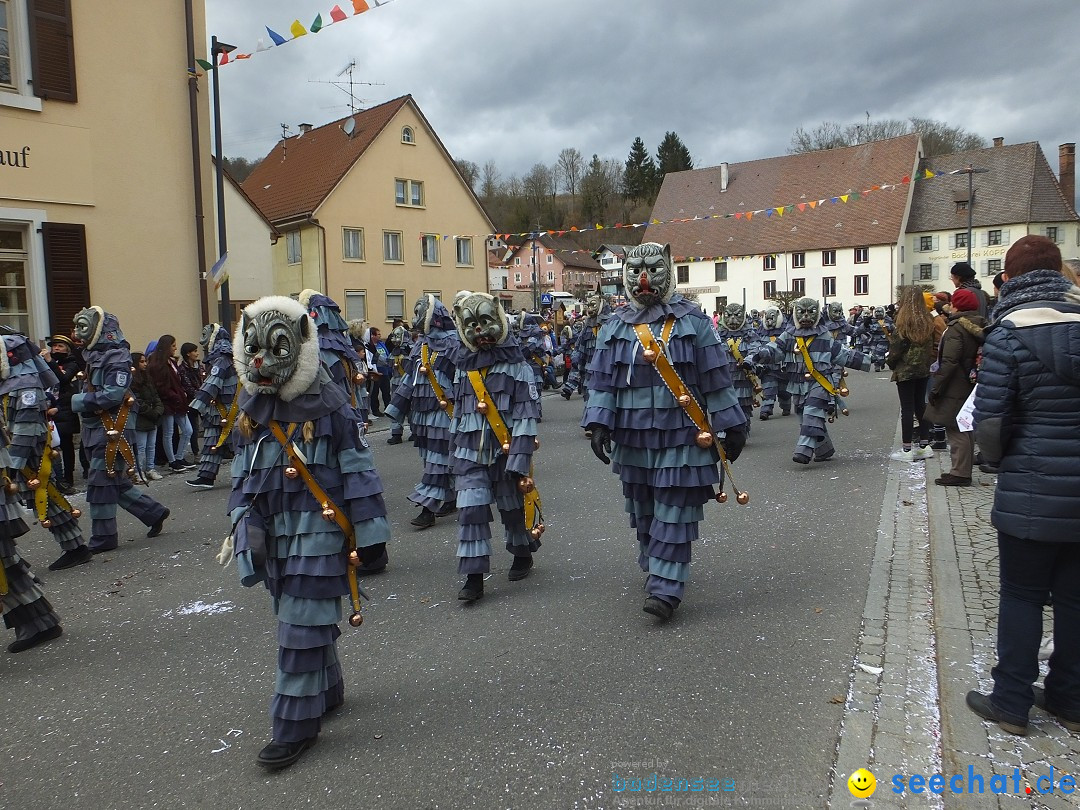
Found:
847,768 -> 876,798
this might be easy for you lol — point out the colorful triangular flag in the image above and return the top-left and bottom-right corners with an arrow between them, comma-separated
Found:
266,26 -> 286,46
196,58 -> 213,71
353,0 -> 371,13
290,20 -> 308,38
311,14 -> 323,33
330,4 -> 348,22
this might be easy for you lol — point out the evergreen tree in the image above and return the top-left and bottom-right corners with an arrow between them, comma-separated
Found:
623,137 -> 658,203
656,131 -> 694,176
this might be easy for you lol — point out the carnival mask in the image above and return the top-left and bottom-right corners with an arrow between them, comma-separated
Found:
623,243 -> 675,310
412,294 -> 435,334
873,307 -> 885,320
386,326 -> 406,351
793,297 -> 821,328
234,296 -> 320,401
723,303 -> 746,331
827,302 -> 845,322
763,308 -> 781,329
585,294 -> 601,318
72,306 -> 104,348
200,322 -> 221,353
452,291 -> 508,352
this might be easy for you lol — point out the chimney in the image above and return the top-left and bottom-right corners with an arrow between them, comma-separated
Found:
1058,143 -> 1075,212
298,123 -> 313,135
720,162 -> 729,192
993,137 -> 1004,147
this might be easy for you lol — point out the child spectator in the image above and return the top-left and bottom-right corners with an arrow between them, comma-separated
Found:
130,352 -> 164,480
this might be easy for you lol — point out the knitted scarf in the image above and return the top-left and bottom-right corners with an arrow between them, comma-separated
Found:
995,268 -> 1080,316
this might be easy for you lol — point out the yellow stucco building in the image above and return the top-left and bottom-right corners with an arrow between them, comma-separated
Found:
1,0 -> 214,349
242,95 -> 493,325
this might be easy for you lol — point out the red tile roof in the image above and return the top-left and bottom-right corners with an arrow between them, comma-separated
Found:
645,134 -> 921,258
241,96 -> 412,224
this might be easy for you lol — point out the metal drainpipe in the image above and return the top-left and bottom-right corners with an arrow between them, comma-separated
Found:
184,0 -> 210,325
309,217 -> 328,294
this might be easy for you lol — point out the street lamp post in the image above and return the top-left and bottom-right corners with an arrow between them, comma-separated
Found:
955,165 -> 989,267
531,233 -> 540,312
210,36 -> 236,329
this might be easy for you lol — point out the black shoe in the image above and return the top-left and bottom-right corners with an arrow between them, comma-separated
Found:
643,596 -> 674,621
186,477 -> 214,490
356,544 -> 388,575
48,546 -> 93,571
386,435 -> 403,445
813,450 -> 835,462
147,508 -> 170,538
935,474 -> 972,487
966,690 -> 1027,736
256,736 -> 317,770
931,441 -> 948,451
56,481 -> 76,496
759,412 -> 770,421
434,502 -> 457,518
979,463 -> 999,475
781,409 -> 791,416
8,624 -> 63,653
1033,685 -> 1080,732
410,508 -> 436,529
458,573 -> 484,602
560,391 -> 571,400
792,454 -> 811,465
407,434 -> 415,442
508,555 -> 533,581
89,544 -> 117,555
168,460 -> 187,472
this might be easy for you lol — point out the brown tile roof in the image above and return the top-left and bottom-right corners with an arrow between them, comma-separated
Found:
645,134 -> 921,258
241,96 -> 412,224
906,142 -> 1078,232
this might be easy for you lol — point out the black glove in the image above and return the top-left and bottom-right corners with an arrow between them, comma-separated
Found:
722,429 -> 746,462
589,424 -> 612,465
740,360 -> 754,374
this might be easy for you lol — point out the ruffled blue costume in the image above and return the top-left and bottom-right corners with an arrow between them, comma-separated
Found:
385,301 -> 459,513
305,293 -> 369,420
451,336 -> 541,574
190,326 -> 237,483
583,296 -> 746,606
228,373 -> 391,743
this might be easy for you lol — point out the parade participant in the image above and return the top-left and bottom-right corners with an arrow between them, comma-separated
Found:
755,296 -> 872,465
70,307 -> 169,552
1,332 -> 90,571
449,291 -> 542,602
186,324 -> 238,490
518,313 -> 554,398
755,307 -> 789,419
221,294 -> 390,769
1,361 -> 63,651
384,323 -> 413,445
822,301 -> 854,345
297,289 -> 370,423
44,334 -> 81,493
385,294 -> 459,530
560,291 -> 611,402
856,307 -> 893,371
716,302 -> 762,426
584,243 -> 746,621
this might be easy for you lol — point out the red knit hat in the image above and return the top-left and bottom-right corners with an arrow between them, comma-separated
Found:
950,288 -> 978,312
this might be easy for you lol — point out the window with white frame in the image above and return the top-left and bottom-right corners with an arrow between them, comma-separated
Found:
546,254 -> 553,264
421,234 -> 439,264
385,290 -> 406,320
763,280 -> 777,298
714,261 -> 728,282
0,1 -> 13,89
456,237 -> 473,266
792,278 -> 805,295
501,277 -> 508,289
953,231 -> 968,249
763,255 -> 776,271
854,246 -> 869,264
546,270 -> 554,282
792,252 -> 805,269
401,126 -> 415,144
344,290 -> 367,321
286,230 -> 302,264
677,265 -> 690,284
394,178 -> 424,207
854,275 -> 869,296
514,272 -> 521,283
383,231 -> 403,262
423,290 -> 441,301
343,227 -> 365,260
822,277 -> 837,297
988,229 -> 1003,246
822,249 -> 836,266
1046,226 -> 1060,243
0,226 -> 30,335
919,235 -> 933,252
986,258 -> 1002,276
917,263 -> 936,281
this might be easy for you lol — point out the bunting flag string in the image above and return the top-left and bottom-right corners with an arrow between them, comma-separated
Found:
196,0 -> 397,71
408,165 -> 962,263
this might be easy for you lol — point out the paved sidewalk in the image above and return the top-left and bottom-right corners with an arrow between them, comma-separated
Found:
829,435 -> 1079,809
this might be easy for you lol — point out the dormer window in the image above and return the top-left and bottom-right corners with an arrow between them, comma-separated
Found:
401,126 -> 415,144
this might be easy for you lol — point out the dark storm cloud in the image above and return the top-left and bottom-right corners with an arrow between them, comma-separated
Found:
207,0 -> 1080,185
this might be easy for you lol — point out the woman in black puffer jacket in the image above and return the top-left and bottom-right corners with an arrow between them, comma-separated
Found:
966,236 -> 1080,737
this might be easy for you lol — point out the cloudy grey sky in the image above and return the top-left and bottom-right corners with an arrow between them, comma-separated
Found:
207,0 -> 1080,194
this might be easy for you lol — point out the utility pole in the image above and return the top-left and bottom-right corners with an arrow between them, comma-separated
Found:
531,226 -> 541,312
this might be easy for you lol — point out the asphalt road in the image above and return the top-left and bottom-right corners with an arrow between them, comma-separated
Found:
2,371 -> 903,810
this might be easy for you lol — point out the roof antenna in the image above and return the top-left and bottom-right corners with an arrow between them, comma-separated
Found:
308,59 -> 384,115
280,123 -> 292,159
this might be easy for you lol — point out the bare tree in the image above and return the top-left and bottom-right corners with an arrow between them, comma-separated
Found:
556,148 -> 585,198
480,160 -> 501,201
454,158 -> 480,192
790,116 -> 987,156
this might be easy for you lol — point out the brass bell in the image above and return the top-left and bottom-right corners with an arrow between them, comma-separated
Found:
41,518 -> 52,528
438,399 -> 448,409
533,438 -> 540,450
355,373 -> 366,385
839,386 -> 850,397
804,372 -> 813,381
71,508 -> 82,519
538,523 -> 546,535
419,365 -> 428,374
284,466 -> 299,479
842,369 -> 848,377
501,442 -> 510,454
642,348 -> 657,364
4,481 -> 17,494
517,477 -> 534,493
736,491 -> 750,505
694,431 -> 713,449
348,550 -> 361,567
678,394 -> 691,407
349,612 -> 364,627
841,408 -> 850,416
828,415 -> 835,423
321,504 -> 336,521
715,491 -> 728,503
125,395 -> 135,406
50,448 -> 61,459
529,527 -> 542,541
106,470 -> 117,478
477,401 -> 488,414
76,371 -> 85,380
27,477 -> 41,490
106,429 -> 120,439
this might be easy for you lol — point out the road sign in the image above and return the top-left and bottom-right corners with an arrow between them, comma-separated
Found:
540,293 -> 553,306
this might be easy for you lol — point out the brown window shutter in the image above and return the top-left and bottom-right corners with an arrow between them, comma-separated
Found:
41,222 -> 90,335
27,0 -> 78,102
